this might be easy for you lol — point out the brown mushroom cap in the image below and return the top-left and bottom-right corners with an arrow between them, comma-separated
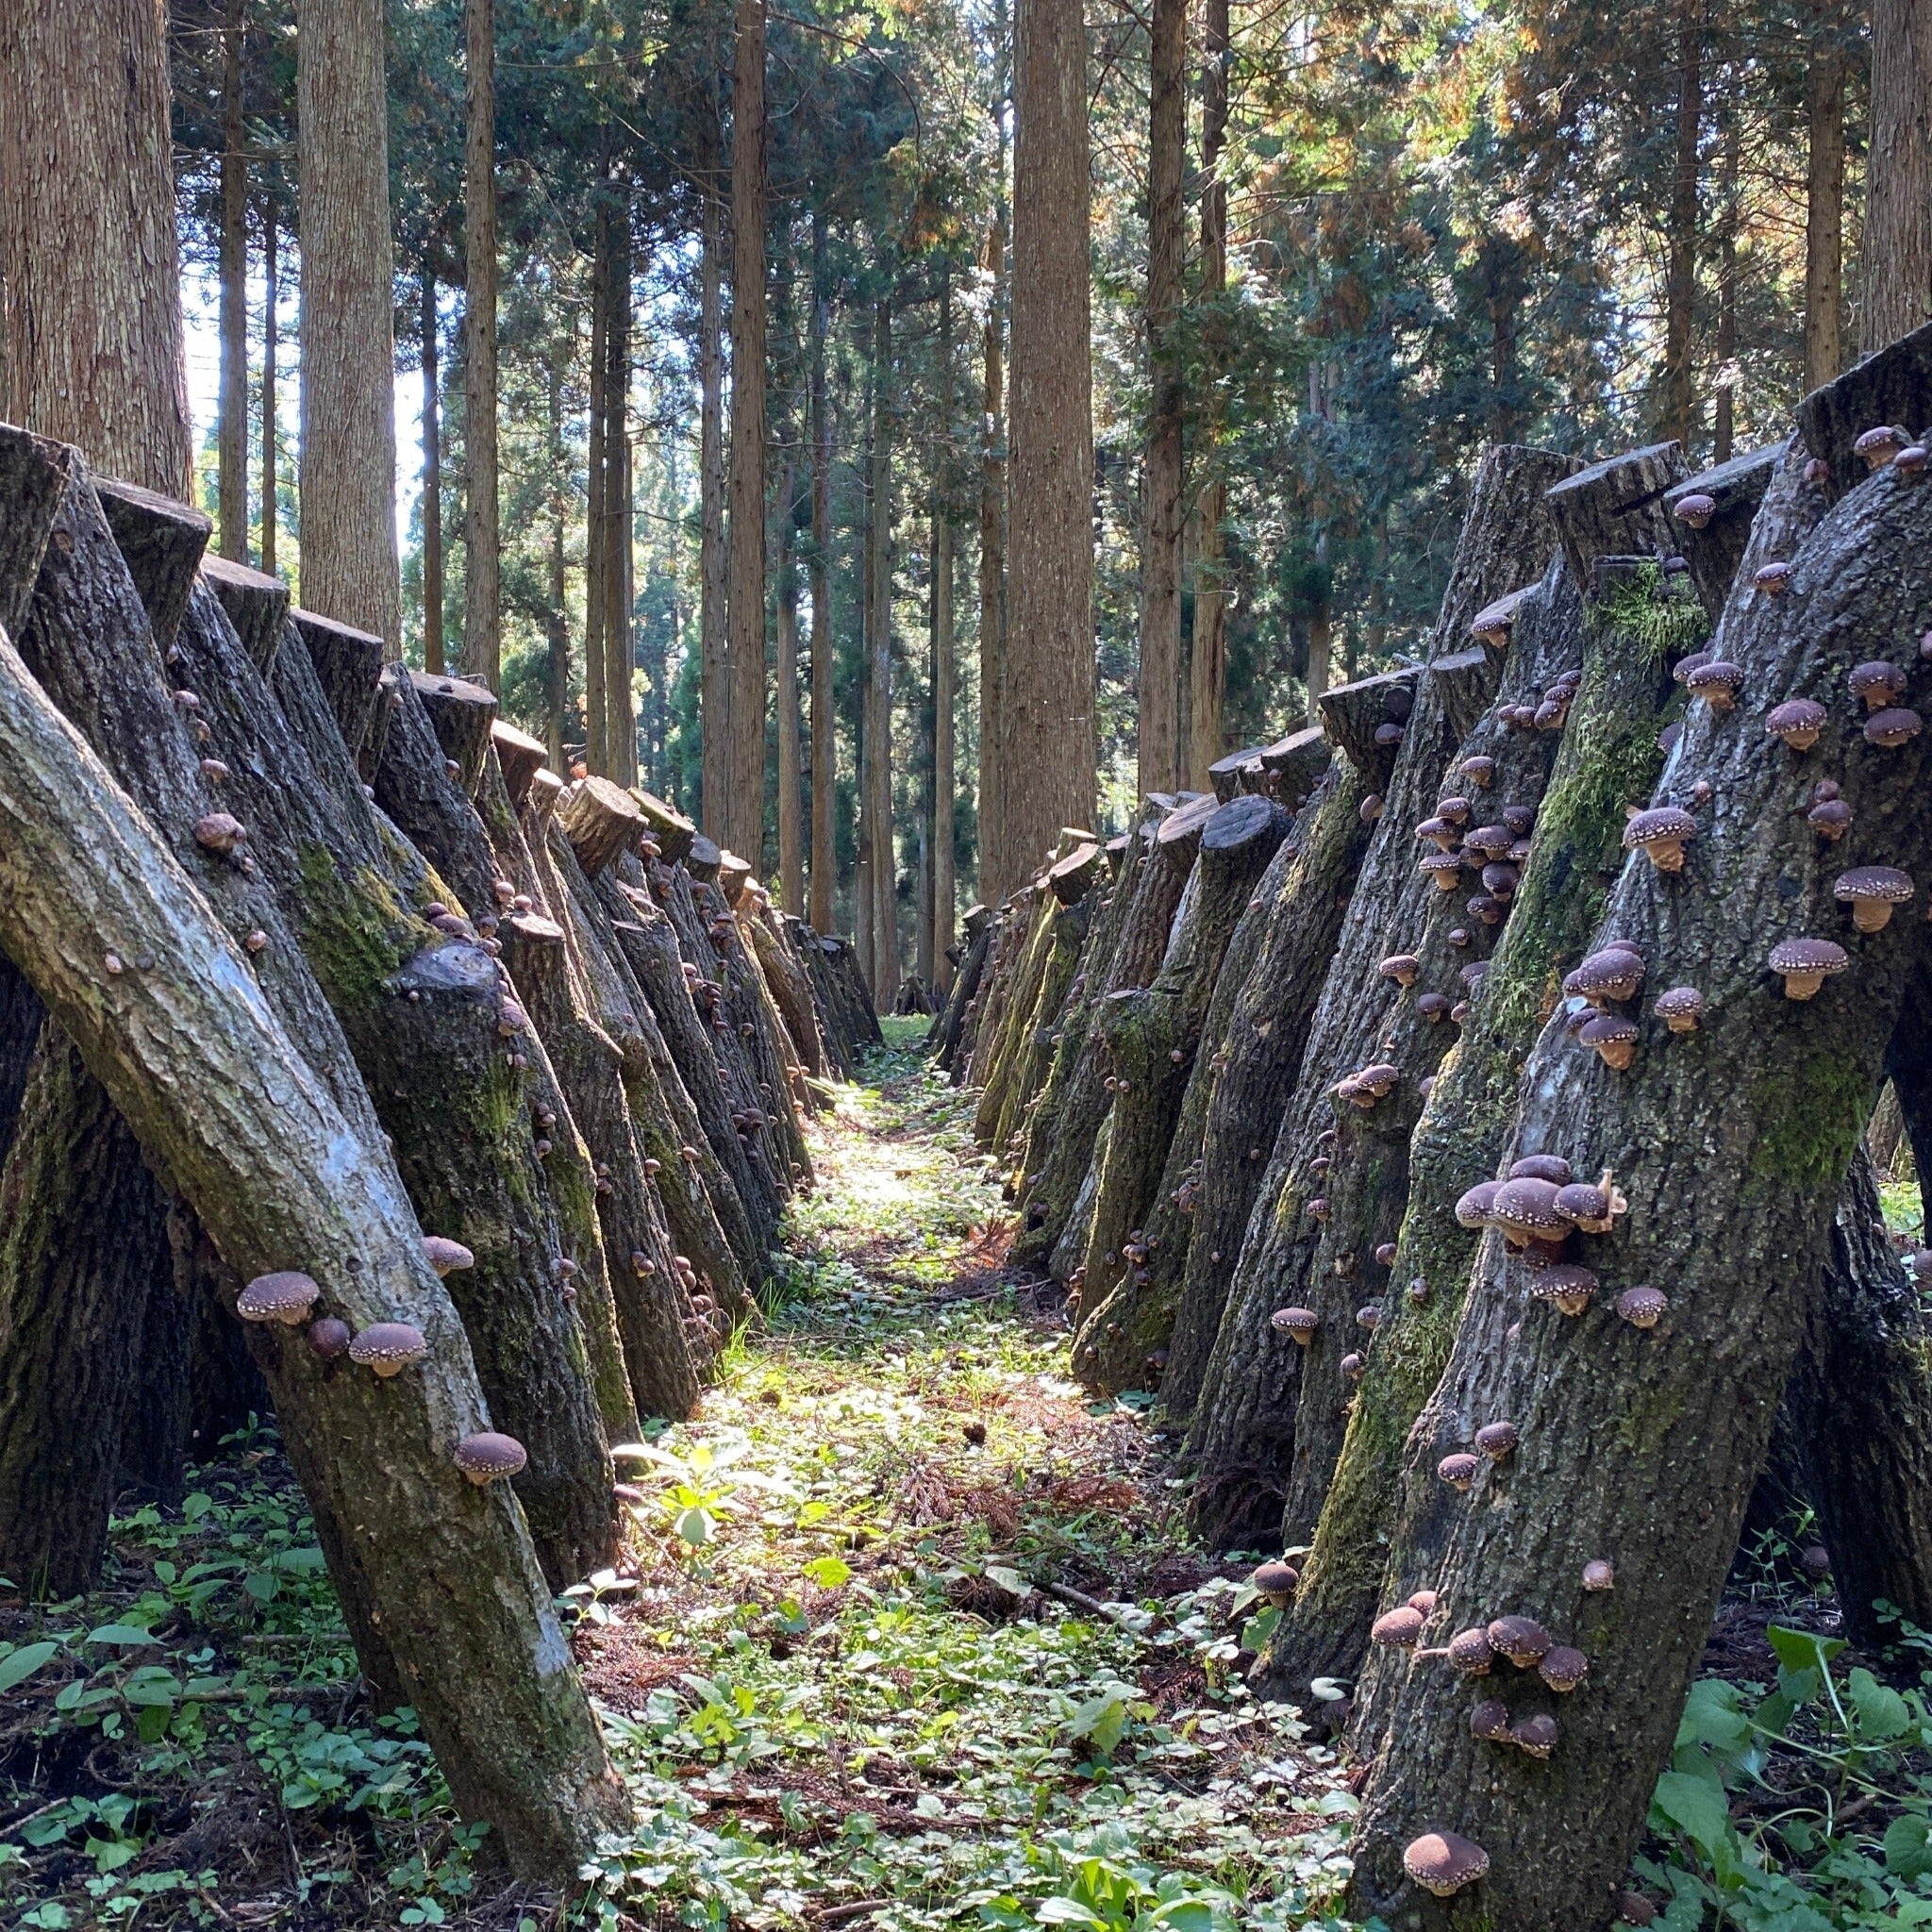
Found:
1512,1712 -> 1559,1757
1379,953 -> 1422,986
1357,1062 -> 1401,1095
1835,865 -> 1915,931
1271,1306 -> 1320,1343
1460,755 -> 1496,787
1341,1350 -> 1365,1380
1414,816 -> 1459,850
1754,560 -> 1793,592
1491,1176 -> 1575,1243
1620,1892 -> 1659,1927
1767,698 -> 1828,749
1455,1180 -> 1501,1228
498,999 -> 529,1036
1252,1559 -> 1299,1602
347,1322 -> 429,1376
1850,661 -> 1907,709
1407,1589 -> 1439,1614
1474,1420 -> 1519,1459
1685,659 -> 1745,706
1616,1285 -> 1669,1328
1655,985 -> 1706,1031
1808,796 -> 1854,840
1529,1263 -> 1600,1316
1580,1013 -> 1640,1067
193,811 -> 248,854
1404,1832 -> 1490,1897
422,1236 -> 475,1277
1582,1558 -> 1616,1591
1470,1697 -> 1513,1741
1673,491 -> 1717,528
237,1270 -> 322,1325
1416,991 -> 1453,1022
1567,947 -> 1646,1005
307,1316 -> 353,1357
1447,1626 -> 1495,1674
1373,1606 -> 1427,1647
1486,1614 -> 1552,1667
453,1431 -> 527,1486
1624,806 -> 1696,871
1856,424 -> 1908,467
1438,1452 -> 1481,1491
1769,937 -> 1849,998
1673,650 -> 1713,687
1420,850 -> 1464,889
1540,1644 -> 1590,1691
1508,1154 -> 1573,1185
1865,706 -> 1924,748
1436,796 -> 1473,825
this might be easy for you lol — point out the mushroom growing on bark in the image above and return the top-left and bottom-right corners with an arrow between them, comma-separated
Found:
1491,1177 -> 1575,1247
1615,1285 -> 1669,1329
1438,1452 -> 1481,1492
1554,1178 -> 1626,1232
1673,491 -> 1717,528
1835,866 -> 1915,932
1582,1558 -> 1616,1591
1849,661 -> 1907,711
1512,1713 -> 1559,1757
1769,938 -> 1849,999
1568,948 -> 1645,1006
1373,1606 -> 1426,1647
1459,755 -> 1496,788
1865,708 -> 1924,749
1754,561 -> 1793,594
1272,1307 -> 1320,1344
454,1432 -> 528,1486
237,1271 -> 322,1326
1580,1014 -> 1640,1070
1623,807 -> 1696,872
1486,1615 -> 1552,1667
1685,660 -> 1745,709
1252,1560 -> 1299,1606
347,1323 -> 429,1377
1509,1154 -> 1573,1184
1474,1421 -> 1519,1459
1655,986 -> 1705,1033
1855,424 -> 1908,470
1530,1265 -> 1599,1317
1540,1645 -> 1590,1691
423,1236 -> 475,1277
1403,1833 -> 1490,1898
1808,795 -> 1854,841
1379,954 -> 1421,988
307,1317 -> 352,1357
1455,1181 -> 1500,1228
193,811 -> 248,855
1767,699 -> 1828,750
1448,1627 -> 1495,1674
1470,1698 -> 1513,1741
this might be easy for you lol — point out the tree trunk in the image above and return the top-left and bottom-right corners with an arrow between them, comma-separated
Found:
421,271 -> 445,675
700,142 -> 729,835
933,271 -> 958,994
1180,445 -> 1588,1546
0,0 -> 192,495
0,605 -> 628,1882
1345,401 -> 1932,1932
1263,549 -> 1680,1705
218,0 -> 249,562
585,208 -> 611,774
808,211 -> 836,936
1137,0 -> 1185,799
260,199 -> 279,579
1190,0 -> 1229,785
297,0 -> 402,646
546,365 -> 570,765
933,904 -> 993,1074
1864,0 -> 1932,353
462,0 -> 500,691
979,199 -> 1009,908
725,0 -> 769,864
777,448 -> 804,915
999,0 -> 1093,900
1713,113 -> 1738,464
1074,795 -> 1293,1391
1658,0 -> 1701,448
1805,37 -> 1846,390
602,215 -> 637,789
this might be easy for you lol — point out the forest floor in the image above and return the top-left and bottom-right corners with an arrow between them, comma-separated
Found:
1,1028 -> 1927,1931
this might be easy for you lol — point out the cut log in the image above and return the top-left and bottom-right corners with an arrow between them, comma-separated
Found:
0,610 -> 628,1876
1318,667 -> 1424,791
1259,724 -> 1330,805
492,719 -> 550,809
412,668 -> 500,797
373,671 -> 499,919
561,774 -> 647,879
1795,315 -> 1932,503
634,787 -> 696,864
0,425 -> 67,638
1209,744 -> 1268,802
1071,793 -> 1293,1390
741,892 -> 830,1087
93,475 -> 209,653
1262,552 -> 1681,1703
1345,417 -> 1932,1930
1663,441 -> 1783,619
991,893 -> 1092,1164
931,908 -> 993,1075
296,608 -> 388,765
201,553 -> 288,672
1543,439 -> 1689,587
1182,442 -> 1584,1545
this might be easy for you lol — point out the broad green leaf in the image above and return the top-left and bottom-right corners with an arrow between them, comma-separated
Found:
1846,1665 -> 1911,1740
1885,1812 -> 1932,1880
1652,1769 -> 1731,1854
1764,1624 -> 1844,1675
1676,1678 -> 1747,1750
0,1641 -> 60,1693
86,1624 -> 157,1646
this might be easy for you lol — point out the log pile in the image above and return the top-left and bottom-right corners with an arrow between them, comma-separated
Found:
955,322 -> 1932,1931
0,421 -> 878,1878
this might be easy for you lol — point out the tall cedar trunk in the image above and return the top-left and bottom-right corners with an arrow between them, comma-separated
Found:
546,367 -> 570,766
1805,42 -> 1846,389
1659,0 -> 1701,448
585,210 -> 610,774
979,200 -> 1009,907
1180,444 -> 1592,1546
1346,407 -> 1932,1932
699,142 -> 729,834
1190,0 -> 1229,786
1306,533 -> 1332,720
421,272 -> 445,675
1714,114 -> 1738,464
857,366 -> 878,991
725,0 -> 769,865
1264,548 -> 1680,1705
218,0 -> 249,561
808,212 -> 836,935
1864,0 -> 1932,352
932,269 -> 958,991
261,200 -> 279,577
0,599 -> 627,1880
868,301 -> 898,993
0,0 -> 192,493
1073,796 -> 1294,1389
1892,967 -> 1932,1231
1137,0 -> 1186,799
297,0 -> 402,646
777,448 -> 804,914
602,215 -> 636,788
1788,1146 -> 1932,1644
462,0 -> 500,691
1000,0 -> 1094,900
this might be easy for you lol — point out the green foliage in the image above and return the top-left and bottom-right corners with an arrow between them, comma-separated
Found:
1591,564 -> 1712,667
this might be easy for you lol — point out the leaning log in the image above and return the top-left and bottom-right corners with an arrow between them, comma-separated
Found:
0,609 -> 627,1877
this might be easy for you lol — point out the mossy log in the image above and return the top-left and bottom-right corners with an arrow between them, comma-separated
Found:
991,888 -> 1093,1166
0,609 -> 628,1877
1344,415 -> 1932,1931
974,868 -> 1072,1153
1071,793 -> 1294,1391
369,672 -> 500,918
1181,443 -> 1586,1545
1261,553 -> 1685,1704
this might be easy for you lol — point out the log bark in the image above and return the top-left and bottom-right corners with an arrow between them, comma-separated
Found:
1262,552 -> 1680,1704
296,608 -> 387,767
1795,316 -> 1932,504
1544,441 -> 1687,591
95,477 -> 209,654
0,619 -> 626,1878
1073,794 -> 1293,1390
932,906 -> 993,1075
1345,415 -> 1932,1931
1863,0 -> 1932,353
1181,445 -> 1583,1543
372,670 -> 501,919
1663,441 -> 1782,620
